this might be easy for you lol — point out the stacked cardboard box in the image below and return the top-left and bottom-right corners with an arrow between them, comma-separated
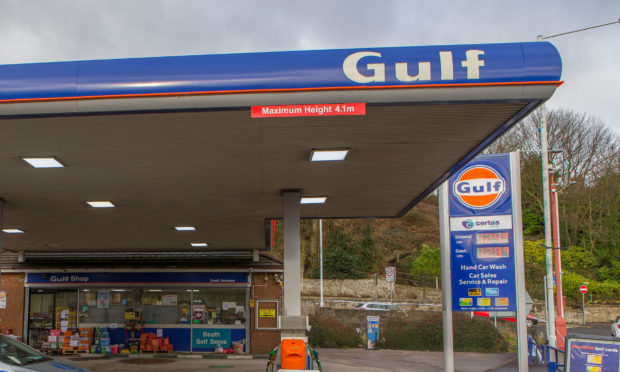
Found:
62,330 -> 79,354
139,333 -> 173,352
46,330 -> 63,352
78,328 -> 93,352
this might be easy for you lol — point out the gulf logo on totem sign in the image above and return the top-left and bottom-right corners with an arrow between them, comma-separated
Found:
453,165 -> 506,209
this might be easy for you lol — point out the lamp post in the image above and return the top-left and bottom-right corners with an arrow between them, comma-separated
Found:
536,18 -> 618,349
549,169 -> 566,349
538,103 -> 557,348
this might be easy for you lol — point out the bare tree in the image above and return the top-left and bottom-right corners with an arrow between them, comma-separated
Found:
486,107 -> 620,254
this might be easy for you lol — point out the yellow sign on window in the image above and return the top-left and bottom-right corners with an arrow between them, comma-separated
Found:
259,309 -> 276,318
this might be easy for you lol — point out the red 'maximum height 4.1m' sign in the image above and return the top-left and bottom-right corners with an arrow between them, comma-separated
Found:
251,103 -> 365,118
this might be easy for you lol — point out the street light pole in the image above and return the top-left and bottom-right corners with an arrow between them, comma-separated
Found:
550,170 -> 567,349
538,103 -> 557,348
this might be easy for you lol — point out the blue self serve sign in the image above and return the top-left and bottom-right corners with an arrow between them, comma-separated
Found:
448,153 -> 518,312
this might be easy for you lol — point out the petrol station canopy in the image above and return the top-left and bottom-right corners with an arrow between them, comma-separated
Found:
0,42 -> 562,255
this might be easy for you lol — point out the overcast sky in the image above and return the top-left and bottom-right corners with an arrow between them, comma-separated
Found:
1,0 -> 619,133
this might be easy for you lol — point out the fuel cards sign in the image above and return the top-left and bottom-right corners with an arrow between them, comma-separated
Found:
448,153 -> 522,312
565,335 -> 620,372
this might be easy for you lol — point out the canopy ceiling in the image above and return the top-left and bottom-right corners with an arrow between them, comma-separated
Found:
0,42 -> 562,253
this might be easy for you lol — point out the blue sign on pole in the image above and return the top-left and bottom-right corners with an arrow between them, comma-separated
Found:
448,153 -> 517,312
565,335 -> 620,372
367,316 -> 379,350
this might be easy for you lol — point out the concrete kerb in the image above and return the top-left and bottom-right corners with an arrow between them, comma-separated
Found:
74,353 -> 269,360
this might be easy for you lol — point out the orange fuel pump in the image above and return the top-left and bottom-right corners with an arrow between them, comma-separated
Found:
280,339 -> 306,370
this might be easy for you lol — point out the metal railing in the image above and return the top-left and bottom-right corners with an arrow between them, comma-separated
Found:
528,336 -> 565,371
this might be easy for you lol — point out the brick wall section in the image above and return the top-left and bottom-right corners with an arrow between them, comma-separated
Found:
0,274 -> 25,337
302,278 -> 442,301
250,272 -> 282,354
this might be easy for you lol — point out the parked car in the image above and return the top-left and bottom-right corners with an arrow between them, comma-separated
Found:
0,334 -> 90,372
473,311 -> 540,328
612,315 -> 620,338
355,302 -> 401,311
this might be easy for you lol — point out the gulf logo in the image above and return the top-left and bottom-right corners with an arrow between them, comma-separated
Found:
453,165 -> 506,209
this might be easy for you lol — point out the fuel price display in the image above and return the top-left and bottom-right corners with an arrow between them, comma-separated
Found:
476,246 -> 510,258
475,232 -> 509,245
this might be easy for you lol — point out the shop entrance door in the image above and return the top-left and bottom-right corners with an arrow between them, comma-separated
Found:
27,290 -> 78,349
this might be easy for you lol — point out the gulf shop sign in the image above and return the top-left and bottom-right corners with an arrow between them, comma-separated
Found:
447,153 -> 523,312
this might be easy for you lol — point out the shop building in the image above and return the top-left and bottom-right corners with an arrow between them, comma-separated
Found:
0,252 -> 283,354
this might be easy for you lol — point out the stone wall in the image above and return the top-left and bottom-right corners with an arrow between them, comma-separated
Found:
303,279 -> 619,324
565,304 -> 619,324
302,278 -> 441,302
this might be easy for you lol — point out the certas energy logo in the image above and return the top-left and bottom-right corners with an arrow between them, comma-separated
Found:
453,165 -> 506,209
462,219 -> 474,229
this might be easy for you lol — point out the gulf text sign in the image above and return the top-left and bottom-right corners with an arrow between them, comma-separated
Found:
251,103 -> 365,118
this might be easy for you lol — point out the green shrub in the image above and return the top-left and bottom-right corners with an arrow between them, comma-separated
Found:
380,313 -> 507,352
523,240 -> 545,265
307,229 -> 366,279
307,314 -> 361,348
562,246 -> 598,277
560,271 -> 620,303
410,244 -> 440,277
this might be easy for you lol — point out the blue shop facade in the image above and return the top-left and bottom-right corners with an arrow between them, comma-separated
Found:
24,271 -> 254,352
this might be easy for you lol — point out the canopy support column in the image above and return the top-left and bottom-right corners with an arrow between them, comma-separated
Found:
279,190 -> 307,338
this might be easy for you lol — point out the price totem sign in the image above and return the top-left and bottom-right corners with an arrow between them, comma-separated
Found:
447,153 -> 524,312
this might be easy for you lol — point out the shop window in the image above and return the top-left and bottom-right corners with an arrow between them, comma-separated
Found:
79,289 -> 133,324
136,289 -> 191,325
191,288 -> 246,325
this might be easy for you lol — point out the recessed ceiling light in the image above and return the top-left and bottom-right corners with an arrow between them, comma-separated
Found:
300,197 -> 327,204
3,229 -> 25,234
86,201 -> 115,208
191,242 -> 208,247
147,289 -> 162,292
22,157 -> 65,168
174,226 -> 196,231
310,149 -> 349,162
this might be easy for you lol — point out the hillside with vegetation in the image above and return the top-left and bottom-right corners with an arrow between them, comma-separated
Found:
272,108 -> 620,303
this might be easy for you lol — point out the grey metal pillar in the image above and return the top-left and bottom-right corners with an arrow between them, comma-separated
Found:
438,182 -> 454,372
0,199 -> 4,288
280,190 -> 307,338
511,151 -> 529,372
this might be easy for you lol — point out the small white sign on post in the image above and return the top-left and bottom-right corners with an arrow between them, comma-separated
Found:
385,267 -> 395,282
